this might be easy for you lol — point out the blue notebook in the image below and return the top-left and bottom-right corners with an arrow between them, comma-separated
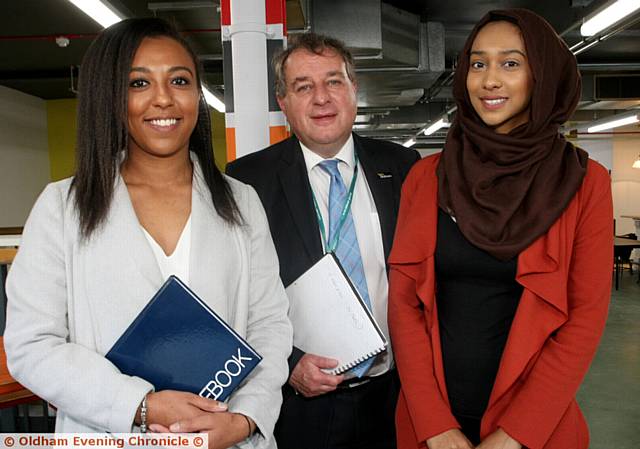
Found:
106,276 -> 261,401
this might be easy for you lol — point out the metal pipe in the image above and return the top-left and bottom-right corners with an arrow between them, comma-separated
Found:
573,39 -> 600,55
355,66 -> 422,73
0,33 -> 98,41
221,0 -> 287,160
0,28 -> 221,42
69,65 -> 78,94
198,54 -> 223,61
147,1 -> 217,12
353,52 -> 384,61
569,13 -> 640,55
574,131 -> 640,135
578,63 -> 640,71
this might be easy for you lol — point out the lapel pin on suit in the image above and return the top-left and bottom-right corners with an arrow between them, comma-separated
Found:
377,172 -> 393,179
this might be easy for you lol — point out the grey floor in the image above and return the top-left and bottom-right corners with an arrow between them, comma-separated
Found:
578,271 -> 640,449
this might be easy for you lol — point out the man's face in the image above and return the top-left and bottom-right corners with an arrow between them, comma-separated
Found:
277,48 -> 358,158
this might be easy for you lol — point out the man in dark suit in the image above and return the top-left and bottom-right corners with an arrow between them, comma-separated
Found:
226,32 -> 420,449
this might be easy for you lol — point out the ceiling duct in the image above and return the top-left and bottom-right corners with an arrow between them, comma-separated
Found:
312,0 -> 445,108
313,0 -> 383,57
595,74 -> 640,100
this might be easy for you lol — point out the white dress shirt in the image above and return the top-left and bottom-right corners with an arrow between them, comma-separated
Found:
300,136 -> 392,376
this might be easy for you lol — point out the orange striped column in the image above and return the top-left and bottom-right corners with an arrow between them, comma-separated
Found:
221,0 -> 288,162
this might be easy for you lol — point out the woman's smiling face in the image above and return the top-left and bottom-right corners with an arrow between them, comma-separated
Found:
466,20 -> 534,134
127,36 -> 200,159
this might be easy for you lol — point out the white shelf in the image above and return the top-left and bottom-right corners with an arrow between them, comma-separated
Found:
0,235 -> 21,247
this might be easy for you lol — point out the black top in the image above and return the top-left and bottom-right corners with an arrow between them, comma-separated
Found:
435,208 -> 523,420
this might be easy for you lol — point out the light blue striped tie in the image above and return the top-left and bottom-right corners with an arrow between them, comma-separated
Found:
318,159 -> 375,377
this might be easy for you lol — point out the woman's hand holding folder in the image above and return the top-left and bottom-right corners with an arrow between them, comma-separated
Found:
136,390 -> 228,428
149,411 -> 256,449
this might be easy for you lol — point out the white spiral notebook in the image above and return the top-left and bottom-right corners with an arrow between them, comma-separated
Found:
286,253 -> 388,375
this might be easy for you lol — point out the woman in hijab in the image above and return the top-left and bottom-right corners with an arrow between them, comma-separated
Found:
388,9 -> 612,449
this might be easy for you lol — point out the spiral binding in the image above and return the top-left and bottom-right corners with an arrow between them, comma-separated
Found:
331,346 -> 386,375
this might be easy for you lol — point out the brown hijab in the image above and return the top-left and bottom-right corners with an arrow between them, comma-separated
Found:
437,8 -> 588,261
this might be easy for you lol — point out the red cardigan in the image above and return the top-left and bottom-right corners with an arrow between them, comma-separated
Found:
388,154 -> 613,449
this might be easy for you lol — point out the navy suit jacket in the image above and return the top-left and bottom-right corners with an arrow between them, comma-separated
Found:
226,132 -> 420,370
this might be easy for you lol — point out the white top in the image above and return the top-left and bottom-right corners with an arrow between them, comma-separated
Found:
141,216 -> 191,285
300,135 -> 392,376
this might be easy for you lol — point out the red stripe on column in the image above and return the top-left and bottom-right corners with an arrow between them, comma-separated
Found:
265,0 -> 286,25
220,0 -> 231,26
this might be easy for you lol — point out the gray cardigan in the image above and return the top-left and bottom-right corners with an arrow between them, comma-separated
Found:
4,163 -> 292,449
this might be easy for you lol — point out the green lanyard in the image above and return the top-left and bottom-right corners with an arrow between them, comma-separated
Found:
311,155 -> 359,254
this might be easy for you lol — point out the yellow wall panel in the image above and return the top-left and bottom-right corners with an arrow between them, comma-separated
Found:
46,99 -> 77,181
211,109 -> 227,171
47,99 -> 227,179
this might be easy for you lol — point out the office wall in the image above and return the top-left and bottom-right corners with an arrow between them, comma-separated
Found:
46,101 -> 228,179
574,130 -> 640,235
574,137 -> 612,171
47,99 -> 77,181
0,86 -> 50,228
610,128 -> 640,235
211,110 -> 228,170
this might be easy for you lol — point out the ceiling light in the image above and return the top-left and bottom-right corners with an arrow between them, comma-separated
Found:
587,113 -> 639,133
202,86 -> 225,113
66,0 -> 124,28
403,138 -> 416,148
580,0 -> 640,36
633,154 -> 640,169
423,118 -> 449,136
